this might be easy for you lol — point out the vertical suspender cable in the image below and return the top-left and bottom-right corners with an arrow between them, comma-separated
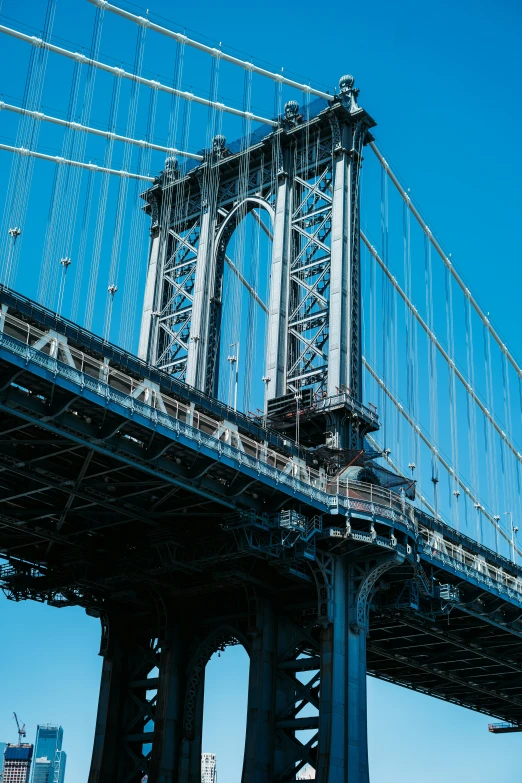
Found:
118,85 -> 159,350
380,168 -> 389,452
445,263 -> 460,530
84,73 -> 122,330
38,58 -> 84,308
464,292 -> 482,543
104,23 -> 147,340
424,233 -> 440,515
1,0 -> 57,288
403,197 -> 414,479
219,66 -> 252,404
69,4 -> 106,322
483,322 -> 499,550
501,348 -> 517,558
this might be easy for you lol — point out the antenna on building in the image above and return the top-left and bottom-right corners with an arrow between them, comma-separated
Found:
13,713 -> 26,744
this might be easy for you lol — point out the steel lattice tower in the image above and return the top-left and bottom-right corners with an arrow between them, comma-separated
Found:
139,76 -> 375,452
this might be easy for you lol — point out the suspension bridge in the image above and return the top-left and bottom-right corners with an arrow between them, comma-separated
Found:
0,1 -> 521,781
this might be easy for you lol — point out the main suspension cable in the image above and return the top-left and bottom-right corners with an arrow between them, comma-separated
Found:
86,0 -> 334,101
0,24 -> 277,127
0,101 -> 203,160
0,142 -> 155,180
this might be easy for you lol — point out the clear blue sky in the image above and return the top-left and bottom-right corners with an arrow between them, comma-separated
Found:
1,0 -> 522,781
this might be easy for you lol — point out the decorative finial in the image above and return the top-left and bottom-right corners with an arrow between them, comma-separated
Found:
212,135 -> 227,157
284,100 -> 299,119
339,74 -> 355,93
164,155 -> 178,170
283,100 -> 300,128
338,74 -> 358,111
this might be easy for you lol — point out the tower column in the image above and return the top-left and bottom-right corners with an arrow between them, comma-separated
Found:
88,616 -> 157,783
242,600 -> 277,783
265,152 -> 293,403
327,135 -> 354,401
178,670 -> 206,783
316,554 -> 402,782
186,215 -> 212,389
138,189 -> 162,362
186,157 -> 221,392
89,610 -> 191,783
148,619 -> 187,783
138,228 -> 161,362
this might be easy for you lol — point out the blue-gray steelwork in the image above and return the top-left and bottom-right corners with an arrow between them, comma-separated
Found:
1,78 -> 522,783
138,80 -> 371,451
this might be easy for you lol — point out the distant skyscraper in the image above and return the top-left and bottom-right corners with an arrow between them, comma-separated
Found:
201,753 -> 217,783
31,759 -> 51,783
1,745 -> 33,783
1,742 -> 7,781
30,727 -> 66,783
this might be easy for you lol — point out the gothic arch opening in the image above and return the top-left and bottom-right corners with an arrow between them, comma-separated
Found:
212,197 -> 274,415
182,626 -> 250,782
202,642 -> 250,781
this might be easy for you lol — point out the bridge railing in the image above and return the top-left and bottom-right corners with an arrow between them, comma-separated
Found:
418,525 -> 522,599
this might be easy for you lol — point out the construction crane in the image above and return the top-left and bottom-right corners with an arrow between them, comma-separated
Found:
13,712 -> 26,744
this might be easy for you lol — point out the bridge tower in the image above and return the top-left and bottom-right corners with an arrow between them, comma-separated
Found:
87,78 -> 387,783
138,75 -> 376,452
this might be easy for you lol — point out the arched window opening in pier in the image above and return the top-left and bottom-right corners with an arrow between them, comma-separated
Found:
202,642 -> 249,782
216,203 -> 273,417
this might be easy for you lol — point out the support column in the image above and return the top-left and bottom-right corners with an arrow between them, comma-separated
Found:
186,164 -> 220,392
265,155 -> 293,404
138,227 -> 161,362
88,617 -> 125,783
243,597 -> 321,782
316,555 -> 402,782
89,609 -> 192,783
242,600 -> 277,782
178,670 -> 206,783
316,558 -> 368,783
88,616 -> 157,783
327,127 -> 355,402
148,620 -> 186,783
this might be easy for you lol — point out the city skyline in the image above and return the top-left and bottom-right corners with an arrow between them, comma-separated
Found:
0,723 -> 66,783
